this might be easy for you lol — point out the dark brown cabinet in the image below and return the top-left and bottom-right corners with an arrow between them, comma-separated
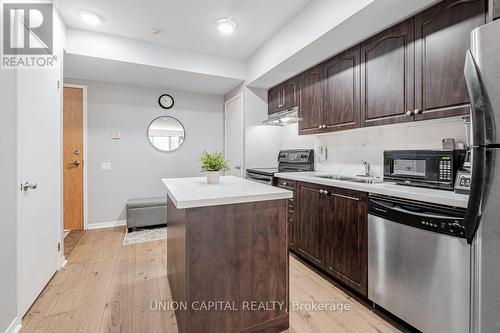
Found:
360,18 -> 415,127
295,181 -> 368,296
296,182 -> 324,266
415,0 -> 486,120
268,77 -> 298,114
277,178 -> 298,251
323,46 -> 361,132
323,188 -> 368,296
298,65 -> 324,135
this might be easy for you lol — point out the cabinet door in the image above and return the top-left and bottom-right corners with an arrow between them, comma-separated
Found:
268,86 -> 280,114
494,0 -> 500,20
283,77 -> 298,110
323,188 -> 368,296
360,18 -> 415,127
323,46 -> 361,132
296,182 -> 324,267
415,0 -> 486,120
298,65 -> 324,135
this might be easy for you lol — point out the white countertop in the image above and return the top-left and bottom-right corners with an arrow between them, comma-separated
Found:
162,175 -> 293,209
275,172 -> 469,208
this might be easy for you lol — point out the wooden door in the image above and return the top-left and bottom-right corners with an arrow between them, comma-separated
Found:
415,0 -> 486,121
297,182 -> 324,268
323,46 -> 361,132
360,18 -> 415,127
298,65 -> 324,135
63,87 -> 84,231
323,188 -> 368,296
283,77 -> 298,110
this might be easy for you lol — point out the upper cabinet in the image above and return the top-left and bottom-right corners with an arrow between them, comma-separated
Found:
268,77 -> 298,114
414,0 -> 486,121
323,46 -> 361,132
268,0 -> 487,134
360,19 -> 415,127
298,65 -> 324,135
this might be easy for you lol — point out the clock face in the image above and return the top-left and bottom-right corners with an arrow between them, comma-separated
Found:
158,94 -> 174,109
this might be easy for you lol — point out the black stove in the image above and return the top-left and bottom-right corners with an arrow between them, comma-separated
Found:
246,149 -> 314,185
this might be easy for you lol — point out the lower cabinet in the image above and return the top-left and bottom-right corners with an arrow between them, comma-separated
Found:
295,181 -> 368,297
277,178 -> 298,251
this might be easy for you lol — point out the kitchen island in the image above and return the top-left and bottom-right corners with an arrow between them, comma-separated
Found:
162,176 -> 292,333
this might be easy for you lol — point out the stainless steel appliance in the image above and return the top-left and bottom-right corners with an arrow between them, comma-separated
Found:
383,149 -> 466,190
464,19 -> 500,332
245,149 -> 314,185
368,195 -> 470,333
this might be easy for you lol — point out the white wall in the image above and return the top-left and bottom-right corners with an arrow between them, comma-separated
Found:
282,117 -> 468,177
74,81 -> 224,225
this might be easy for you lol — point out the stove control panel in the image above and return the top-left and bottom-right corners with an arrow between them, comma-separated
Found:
278,149 -> 314,163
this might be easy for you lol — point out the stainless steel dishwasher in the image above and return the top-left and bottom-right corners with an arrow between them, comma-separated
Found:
368,195 -> 470,333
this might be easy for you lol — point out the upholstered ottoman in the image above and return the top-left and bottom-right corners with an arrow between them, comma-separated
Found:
126,197 -> 167,232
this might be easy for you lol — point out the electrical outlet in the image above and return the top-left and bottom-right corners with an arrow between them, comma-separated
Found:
101,162 -> 112,171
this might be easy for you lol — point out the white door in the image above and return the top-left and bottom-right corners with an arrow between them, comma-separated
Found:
224,93 -> 244,177
17,67 -> 62,316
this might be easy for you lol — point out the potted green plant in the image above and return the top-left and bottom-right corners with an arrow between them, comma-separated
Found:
199,151 -> 230,184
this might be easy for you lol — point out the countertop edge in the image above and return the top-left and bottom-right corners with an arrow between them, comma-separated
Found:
275,172 -> 469,209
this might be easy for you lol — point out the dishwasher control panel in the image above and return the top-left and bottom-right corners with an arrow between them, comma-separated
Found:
368,196 -> 467,238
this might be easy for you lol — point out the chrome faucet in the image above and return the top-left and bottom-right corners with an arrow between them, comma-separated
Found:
362,161 -> 371,177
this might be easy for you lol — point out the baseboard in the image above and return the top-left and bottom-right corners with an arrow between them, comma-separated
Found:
4,316 -> 21,333
58,256 -> 67,269
86,220 -> 126,230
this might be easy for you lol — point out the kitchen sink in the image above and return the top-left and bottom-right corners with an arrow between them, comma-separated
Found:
315,174 -> 383,184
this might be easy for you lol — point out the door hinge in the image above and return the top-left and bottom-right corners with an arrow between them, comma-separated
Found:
57,80 -> 60,89
57,242 -> 61,252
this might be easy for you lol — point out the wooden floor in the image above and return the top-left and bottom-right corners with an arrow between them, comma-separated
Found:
22,228 -> 401,333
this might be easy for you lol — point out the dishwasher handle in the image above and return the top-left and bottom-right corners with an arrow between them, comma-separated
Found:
370,199 -> 461,220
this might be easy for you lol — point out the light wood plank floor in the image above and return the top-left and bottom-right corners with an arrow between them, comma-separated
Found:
22,228 -> 402,333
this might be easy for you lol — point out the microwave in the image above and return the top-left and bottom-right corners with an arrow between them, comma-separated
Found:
384,150 -> 466,190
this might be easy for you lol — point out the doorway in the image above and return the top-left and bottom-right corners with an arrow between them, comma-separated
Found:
224,92 -> 244,177
62,85 -> 87,255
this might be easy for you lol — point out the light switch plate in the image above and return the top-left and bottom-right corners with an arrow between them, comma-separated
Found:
111,130 -> 121,139
101,162 -> 112,171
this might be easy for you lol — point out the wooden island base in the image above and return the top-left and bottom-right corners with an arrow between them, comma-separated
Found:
167,197 -> 289,333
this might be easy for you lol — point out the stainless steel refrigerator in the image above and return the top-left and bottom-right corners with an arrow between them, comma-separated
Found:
464,19 -> 500,333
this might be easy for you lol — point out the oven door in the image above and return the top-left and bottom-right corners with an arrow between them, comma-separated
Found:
246,171 -> 274,186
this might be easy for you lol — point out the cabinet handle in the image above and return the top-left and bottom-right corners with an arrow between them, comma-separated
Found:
318,125 -> 322,129
414,109 -> 420,114
330,193 -> 359,201
319,189 -> 324,194
406,110 -> 413,116
323,124 -> 327,128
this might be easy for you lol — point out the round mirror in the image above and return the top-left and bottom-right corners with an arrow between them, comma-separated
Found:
147,116 -> 185,152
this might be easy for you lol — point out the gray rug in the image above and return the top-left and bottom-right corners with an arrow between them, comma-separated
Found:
123,227 -> 167,245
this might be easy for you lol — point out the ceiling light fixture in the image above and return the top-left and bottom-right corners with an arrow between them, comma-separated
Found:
216,18 -> 236,35
79,10 -> 102,25
149,26 -> 161,35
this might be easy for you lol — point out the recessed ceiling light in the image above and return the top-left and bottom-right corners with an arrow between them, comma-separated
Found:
79,10 -> 102,25
216,18 -> 236,35
149,26 -> 161,35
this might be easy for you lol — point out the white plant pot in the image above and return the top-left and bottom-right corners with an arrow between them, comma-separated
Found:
206,171 -> 221,184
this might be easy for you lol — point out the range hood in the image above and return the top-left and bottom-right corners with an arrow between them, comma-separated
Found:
262,106 -> 299,126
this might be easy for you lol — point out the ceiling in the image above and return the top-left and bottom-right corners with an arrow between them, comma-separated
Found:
58,0 -> 312,60
64,53 -> 244,95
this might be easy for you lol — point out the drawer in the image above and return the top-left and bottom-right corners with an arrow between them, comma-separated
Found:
277,178 -> 295,190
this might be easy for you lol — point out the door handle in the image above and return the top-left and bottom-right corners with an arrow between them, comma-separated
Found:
235,165 -> 241,170
70,160 -> 81,167
22,182 -> 38,191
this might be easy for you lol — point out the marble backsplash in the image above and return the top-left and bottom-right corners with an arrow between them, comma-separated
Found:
282,116 -> 469,178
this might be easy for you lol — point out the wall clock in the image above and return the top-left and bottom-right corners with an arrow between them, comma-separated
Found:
158,94 -> 174,109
